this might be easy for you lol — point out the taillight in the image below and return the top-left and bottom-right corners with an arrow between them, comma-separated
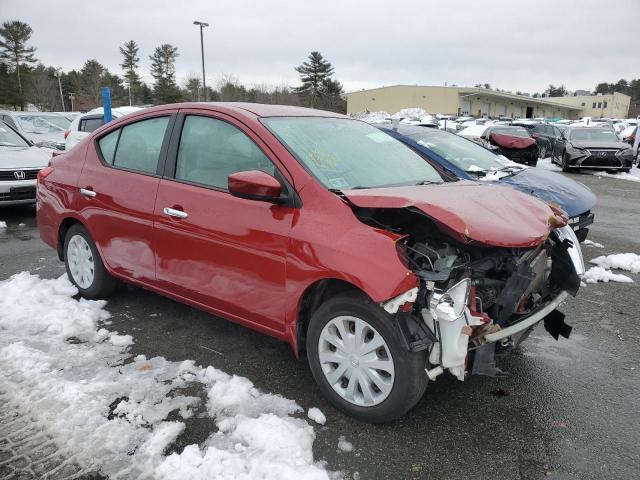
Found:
64,130 -> 70,139
37,166 -> 54,183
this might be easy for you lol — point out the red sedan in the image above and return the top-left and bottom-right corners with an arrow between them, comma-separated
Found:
37,103 -> 584,422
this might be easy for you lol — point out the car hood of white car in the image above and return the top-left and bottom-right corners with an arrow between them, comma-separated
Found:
0,145 -> 51,169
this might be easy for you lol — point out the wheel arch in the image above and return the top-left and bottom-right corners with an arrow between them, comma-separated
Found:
57,216 -> 86,261
293,278 -> 367,358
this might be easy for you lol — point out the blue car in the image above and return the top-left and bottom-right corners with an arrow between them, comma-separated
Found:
380,125 -> 596,241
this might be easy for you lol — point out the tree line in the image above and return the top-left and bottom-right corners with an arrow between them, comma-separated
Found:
0,20 -> 346,113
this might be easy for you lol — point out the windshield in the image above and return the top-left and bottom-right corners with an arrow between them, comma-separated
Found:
569,129 -> 619,142
263,117 -> 443,189
491,127 -> 530,138
404,129 -> 512,172
15,114 -> 70,133
0,124 -> 29,147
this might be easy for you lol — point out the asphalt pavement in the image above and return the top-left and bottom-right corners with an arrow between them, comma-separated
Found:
1,171 -> 639,480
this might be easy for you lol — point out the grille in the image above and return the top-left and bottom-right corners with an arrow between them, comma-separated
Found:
0,169 -> 40,181
581,151 -> 621,167
0,187 -> 36,201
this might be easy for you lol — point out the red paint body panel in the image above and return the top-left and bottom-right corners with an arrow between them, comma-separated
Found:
228,170 -> 283,198
489,132 -> 537,149
36,102 -> 561,355
342,182 -> 564,248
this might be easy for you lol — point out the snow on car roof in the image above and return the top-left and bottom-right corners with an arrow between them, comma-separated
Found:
457,124 -> 488,138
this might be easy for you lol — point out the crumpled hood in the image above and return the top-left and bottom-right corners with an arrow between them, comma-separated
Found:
343,182 -> 566,248
490,132 -> 537,150
0,146 -> 51,169
497,168 -> 597,218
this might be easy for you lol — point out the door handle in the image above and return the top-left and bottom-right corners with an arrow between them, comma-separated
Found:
163,207 -> 188,219
80,187 -> 96,198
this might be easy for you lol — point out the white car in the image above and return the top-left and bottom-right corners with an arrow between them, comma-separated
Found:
0,111 -> 70,151
65,107 -> 142,150
0,120 -> 51,206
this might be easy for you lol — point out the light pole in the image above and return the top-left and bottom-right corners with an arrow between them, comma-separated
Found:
68,93 -> 75,112
54,69 -> 65,112
193,20 -> 209,102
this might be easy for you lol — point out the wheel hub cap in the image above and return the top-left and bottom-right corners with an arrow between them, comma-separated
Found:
67,234 -> 95,289
318,315 -> 395,406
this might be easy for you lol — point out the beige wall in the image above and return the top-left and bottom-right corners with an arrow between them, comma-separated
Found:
548,92 -> 630,118
347,86 -> 578,119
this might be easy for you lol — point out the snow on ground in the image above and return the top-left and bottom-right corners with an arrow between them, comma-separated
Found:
308,408 -> 327,426
0,272 -> 331,480
590,253 -> 640,274
537,157 -> 562,172
0,220 -> 6,229
337,436 -> 354,453
582,266 -> 634,284
582,240 -> 604,248
592,169 -> 640,183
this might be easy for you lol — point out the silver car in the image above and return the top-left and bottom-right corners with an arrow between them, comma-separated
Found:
0,111 -> 70,151
0,121 -> 51,206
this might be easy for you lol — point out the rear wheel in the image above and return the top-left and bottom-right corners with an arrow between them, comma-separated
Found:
64,223 -> 117,298
538,143 -> 547,159
306,291 -> 428,423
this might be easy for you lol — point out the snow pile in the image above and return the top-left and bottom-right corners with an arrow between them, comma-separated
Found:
308,407 -> 327,425
537,158 -> 562,172
337,436 -> 354,452
0,272 -> 329,480
582,240 -> 604,248
0,220 -> 6,229
582,266 -> 633,284
590,253 -> 640,274
592,170 -> 640,183
352,110 -> 391,124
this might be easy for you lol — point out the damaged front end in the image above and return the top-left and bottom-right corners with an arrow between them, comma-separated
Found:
369,206 -> 585,382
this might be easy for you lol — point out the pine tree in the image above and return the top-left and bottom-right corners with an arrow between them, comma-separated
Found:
0,20 -> 38,108
294,51 -> 334,109
120,40 -> 140,105
149,44 -> 182,104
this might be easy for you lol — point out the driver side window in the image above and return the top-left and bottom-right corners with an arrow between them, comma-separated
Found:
175,115 -> 275,190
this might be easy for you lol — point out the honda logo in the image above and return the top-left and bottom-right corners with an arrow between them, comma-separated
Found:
13,170 -> 25,180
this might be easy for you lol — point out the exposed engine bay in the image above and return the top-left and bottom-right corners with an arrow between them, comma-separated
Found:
354,206 -> 584,381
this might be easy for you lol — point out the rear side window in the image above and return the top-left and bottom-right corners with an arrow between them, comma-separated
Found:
80,117 -> 105,133
110,117 -> 170,174
175,115 -> 275,190
97,130 -> 119,164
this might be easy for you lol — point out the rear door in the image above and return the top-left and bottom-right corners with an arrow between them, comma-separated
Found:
152,110 -> 296,334
77,110 -> 176,283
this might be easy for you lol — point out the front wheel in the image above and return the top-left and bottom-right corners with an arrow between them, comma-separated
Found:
538,143 -> 547,159
306,291 -> 428,423
561,151 -> 571,172
64,223 -> 117,298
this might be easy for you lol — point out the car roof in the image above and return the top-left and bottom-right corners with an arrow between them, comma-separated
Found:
126,102 -> 346,119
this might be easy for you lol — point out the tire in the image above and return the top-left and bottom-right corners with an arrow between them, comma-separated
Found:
538,143 -> 547,159
306,291 -> 428,423
561,151 -> 571,172
621,168 -> 630,173
64,223 -> 117,299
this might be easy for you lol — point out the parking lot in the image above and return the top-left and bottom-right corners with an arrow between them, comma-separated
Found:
1,170 -> 639,480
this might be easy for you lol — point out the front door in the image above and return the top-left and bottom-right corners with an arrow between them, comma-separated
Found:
152,112 -> 295,334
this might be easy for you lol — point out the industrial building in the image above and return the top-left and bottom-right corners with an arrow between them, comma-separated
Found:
346,85 -> 631,120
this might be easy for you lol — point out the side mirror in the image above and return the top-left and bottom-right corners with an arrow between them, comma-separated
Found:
228,170 -> 284,202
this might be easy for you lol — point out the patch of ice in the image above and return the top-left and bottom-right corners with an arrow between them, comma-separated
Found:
0,272 -> 329,479
308,407 -> 326,425
337,435 -> 354,452
582,266 -> 633,284
581,240 -> 604,248
590,253 -> 640,274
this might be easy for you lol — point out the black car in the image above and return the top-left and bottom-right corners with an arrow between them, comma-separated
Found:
552,127 -> 635,173
513,122 -> 563,159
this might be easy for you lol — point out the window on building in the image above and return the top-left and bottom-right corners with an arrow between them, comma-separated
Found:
592,102 -> 596,108
597,102 -> 602,108
603,101 -> 607,108
581,102 -> 585,107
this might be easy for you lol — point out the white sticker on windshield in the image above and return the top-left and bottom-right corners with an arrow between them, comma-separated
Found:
329,177 -> 349,189
366,132 -> 394,143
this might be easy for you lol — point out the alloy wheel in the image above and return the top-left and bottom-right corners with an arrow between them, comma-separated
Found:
67,234 -> 95,289
318,315 -> 395,406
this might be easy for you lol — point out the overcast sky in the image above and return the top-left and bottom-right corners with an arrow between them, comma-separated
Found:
3,0 -> 639,94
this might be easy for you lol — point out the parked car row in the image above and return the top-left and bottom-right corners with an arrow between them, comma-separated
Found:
35,103 -> 585,422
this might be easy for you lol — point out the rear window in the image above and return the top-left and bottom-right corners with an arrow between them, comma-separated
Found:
80,117 -> 105,133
